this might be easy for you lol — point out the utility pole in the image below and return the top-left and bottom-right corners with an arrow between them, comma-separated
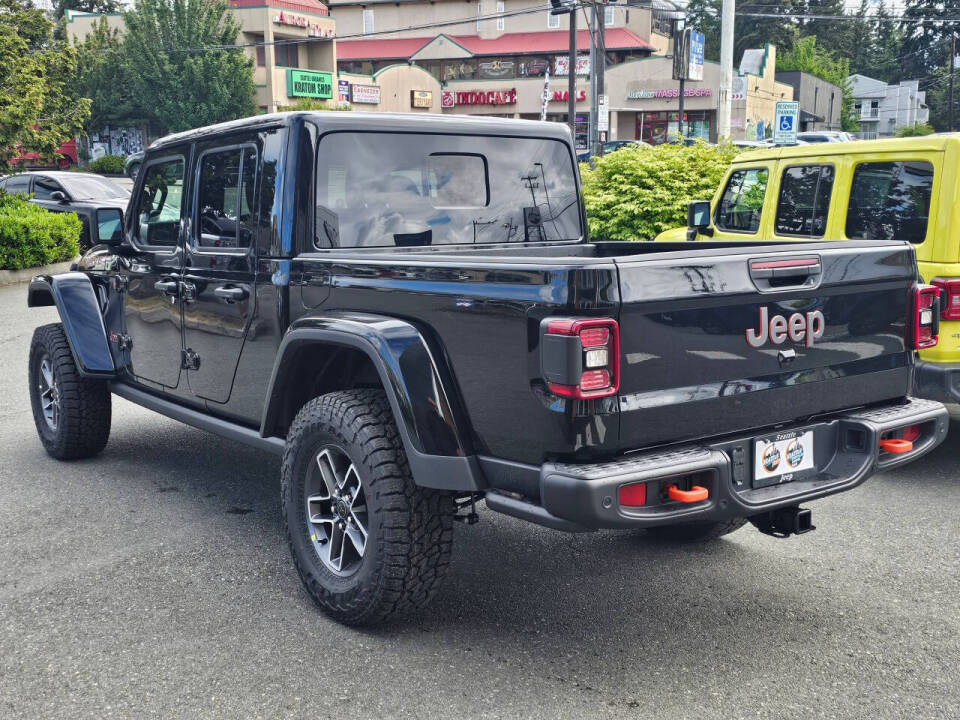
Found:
588,3 -> 596,158
596,0 -> 605,155
950,31 -> 956,133
718,0 -> 735,140
568,9 -> 577,141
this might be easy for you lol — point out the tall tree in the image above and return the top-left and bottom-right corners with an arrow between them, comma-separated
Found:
778,35 -> 859,131
0,0 -> 90,172
75,16 -> 135,133
122,0 -> 256,133
734,0 -> 802,62
685,0 -> 722,63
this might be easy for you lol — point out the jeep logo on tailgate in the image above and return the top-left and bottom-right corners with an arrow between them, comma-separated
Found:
746,307 -> 825,348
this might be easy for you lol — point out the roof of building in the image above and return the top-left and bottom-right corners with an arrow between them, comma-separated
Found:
336,29 -> 655,61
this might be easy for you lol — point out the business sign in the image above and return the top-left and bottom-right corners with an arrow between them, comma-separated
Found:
440,90 -> 456,108
731,76 -> 747,101
351,84 -> 381,104
688,30 -> 705,81
553,55 -> 590,76
286,69 -> 333,99
549,89 -> 587,102
410,90 -> 433,108
774,101 -> 800,144
597,94 -> 609,132
626,87 -> 712,100
337,79 -> 350,103
450,89 -> 516,106
273,10 -> 334,36
479,60 -> 515,79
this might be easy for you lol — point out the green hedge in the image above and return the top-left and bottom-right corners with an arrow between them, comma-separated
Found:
580,141 -> 740,241
88,154 -> 127,174
0,192 -> 81,270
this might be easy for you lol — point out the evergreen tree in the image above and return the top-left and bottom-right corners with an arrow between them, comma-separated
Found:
685,0 -> 721,63
75,16 -> 135,133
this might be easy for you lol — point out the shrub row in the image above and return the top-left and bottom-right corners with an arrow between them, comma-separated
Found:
0,192 -> 81,270
580,141 -> 740,241
88,154 -> 127,174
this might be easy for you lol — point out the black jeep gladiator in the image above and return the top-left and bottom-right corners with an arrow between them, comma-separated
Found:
27,112 -> 949,625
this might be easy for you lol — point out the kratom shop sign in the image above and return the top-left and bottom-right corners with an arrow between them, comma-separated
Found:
287,69 -> 333,99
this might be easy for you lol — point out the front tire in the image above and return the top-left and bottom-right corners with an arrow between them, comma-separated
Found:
29,323 -> 111,460
282,389 -> 455,625
645,517 -> 747,543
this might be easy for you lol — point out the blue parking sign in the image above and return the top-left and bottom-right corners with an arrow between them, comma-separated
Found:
773,101 -> 800,144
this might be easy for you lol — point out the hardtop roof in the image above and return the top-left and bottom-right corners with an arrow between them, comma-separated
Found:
734,133 -> 959,164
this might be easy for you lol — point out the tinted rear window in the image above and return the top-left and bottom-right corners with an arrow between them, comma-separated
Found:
315,133 -> 581,248
846,161 -> 933,244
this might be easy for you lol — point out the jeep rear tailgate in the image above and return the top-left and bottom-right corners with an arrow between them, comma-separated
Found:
613,241 -> 917,450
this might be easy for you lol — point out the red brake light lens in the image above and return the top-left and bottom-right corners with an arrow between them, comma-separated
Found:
911,284 -> 939,350
931,277 -> 960,320
545,318 -> 620,399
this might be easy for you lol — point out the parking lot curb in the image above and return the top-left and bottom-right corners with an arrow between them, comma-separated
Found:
0,259 -> 76,287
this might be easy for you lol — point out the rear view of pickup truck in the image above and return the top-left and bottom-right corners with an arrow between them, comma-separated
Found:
28,112 -> 948,625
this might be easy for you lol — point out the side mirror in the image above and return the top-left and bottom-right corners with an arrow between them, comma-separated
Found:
686,200 -> 713,240
50,190 -> 68,203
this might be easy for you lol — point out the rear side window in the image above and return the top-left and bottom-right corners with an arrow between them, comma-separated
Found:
315,132 -> 581,248
715,168 -> 768,233
32,176 -> 62,200
134,157 -> 185,247
195,145 -> 257,250
846,161 -> 933,243
774,164 -> 834,237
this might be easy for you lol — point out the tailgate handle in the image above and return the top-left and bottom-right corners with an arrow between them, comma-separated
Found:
749,257 -> 822,291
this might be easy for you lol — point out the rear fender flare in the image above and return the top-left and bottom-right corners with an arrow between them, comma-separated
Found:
27,273 -> 115,377
261,313 -> 483,492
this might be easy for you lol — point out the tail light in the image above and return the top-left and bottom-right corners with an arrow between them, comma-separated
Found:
930,277 -> 960,320
910,284 -> 940,350
541,317 -> 620,399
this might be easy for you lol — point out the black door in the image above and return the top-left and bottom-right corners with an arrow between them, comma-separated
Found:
119,152 -> 189,389
180,141 -> 258,404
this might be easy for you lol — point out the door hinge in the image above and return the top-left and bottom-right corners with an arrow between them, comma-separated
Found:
109,331 -> 133,350
111,275 -> 129,292
181,349 -> 201,371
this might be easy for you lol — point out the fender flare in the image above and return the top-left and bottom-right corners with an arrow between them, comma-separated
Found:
261,313 -> 484,492
27,273 -> 115,377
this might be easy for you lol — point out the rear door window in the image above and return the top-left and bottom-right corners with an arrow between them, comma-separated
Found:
3,175 -> 31,195
134,157 -> 185,248
774,164 -> 834,237
715,168 -> 768,233
846,161 -> 933,243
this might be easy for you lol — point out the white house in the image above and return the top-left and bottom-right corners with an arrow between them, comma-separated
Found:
848,74 -> 929,138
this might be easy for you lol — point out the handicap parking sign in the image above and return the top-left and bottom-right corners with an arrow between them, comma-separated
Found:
773,101 -> 800,144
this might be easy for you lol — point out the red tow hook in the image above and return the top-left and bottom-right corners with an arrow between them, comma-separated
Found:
879,438 -> 913,454
667,484 -> 709,503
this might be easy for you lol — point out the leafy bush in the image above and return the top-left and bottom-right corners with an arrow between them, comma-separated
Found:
581,141 -> 740,241
88,154 -> 127,174
896,122 -> 936,138
0,192 -> 81,270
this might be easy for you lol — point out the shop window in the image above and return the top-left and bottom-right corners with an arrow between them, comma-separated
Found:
518,56 -> 550,77
715,168 -> 768,233
478,58 -> 516,79
362,8 -> 374,35
443,60 -> 476,81
774,165 -> 834,237
275,43 -> 299,68
548,1 -> 559,29
497,1 -> 504,31
846,161 -> 933,243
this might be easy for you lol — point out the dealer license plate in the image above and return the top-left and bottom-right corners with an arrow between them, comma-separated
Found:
753,430 -> 815,487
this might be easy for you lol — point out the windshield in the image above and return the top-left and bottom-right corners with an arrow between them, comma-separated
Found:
60,175 -> 129,200
315,132 -> 582,248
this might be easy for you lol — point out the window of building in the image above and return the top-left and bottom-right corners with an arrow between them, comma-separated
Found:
774,165 -> 834,237
497,1 -> 504,31
477,1 -> 482,31
275,43 -> 299,68
715,168 -> 768,233
443,60 -> 477,81
134,157 -> 185,247
604,4 -> 614,25
362,8 -> 374,34
846,161 -> 933,244
256,42 -> 265,67
196,146 -> 257,250
548,1 -> 559,29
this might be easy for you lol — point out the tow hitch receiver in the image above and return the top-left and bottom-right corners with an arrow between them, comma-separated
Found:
750,506 -> 815,538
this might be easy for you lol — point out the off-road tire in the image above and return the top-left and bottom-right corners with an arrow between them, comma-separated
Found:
282,389 -> 455,625
645,517 -> 748,543
29,323 -> 111,460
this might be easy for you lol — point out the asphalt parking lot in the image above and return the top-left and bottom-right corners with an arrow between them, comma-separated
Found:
1,280 -> 958,719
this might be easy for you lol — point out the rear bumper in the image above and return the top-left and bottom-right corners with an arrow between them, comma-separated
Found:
485,397 -> 948,532
914,360 -> 960,404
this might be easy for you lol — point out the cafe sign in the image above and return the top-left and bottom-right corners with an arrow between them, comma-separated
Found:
410,90 -> 433,108
351,84 -> 381,104
450,89 -> 517,106
286,69 -> 332,99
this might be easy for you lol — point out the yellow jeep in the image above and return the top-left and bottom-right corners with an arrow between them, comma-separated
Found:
657,135 -> 960,404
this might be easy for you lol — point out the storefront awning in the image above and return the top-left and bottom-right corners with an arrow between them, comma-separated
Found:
800,109 -> 824,123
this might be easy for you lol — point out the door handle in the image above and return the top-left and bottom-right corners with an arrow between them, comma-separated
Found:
154,279 -> 179,295
213,286 -> 248,302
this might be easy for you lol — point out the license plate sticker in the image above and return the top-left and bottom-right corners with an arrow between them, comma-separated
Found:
754,430 -> 814,484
